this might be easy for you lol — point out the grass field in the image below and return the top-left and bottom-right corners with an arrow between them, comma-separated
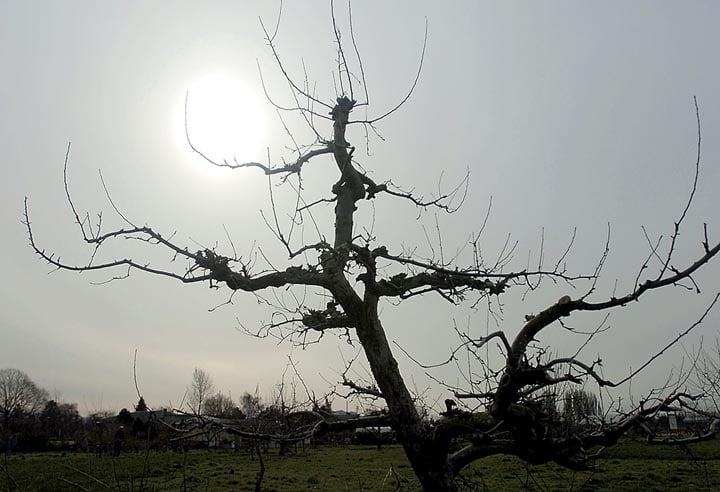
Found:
2,439 -> 719,491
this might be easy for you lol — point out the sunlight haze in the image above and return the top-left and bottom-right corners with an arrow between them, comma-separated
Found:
1,0 -> 719,416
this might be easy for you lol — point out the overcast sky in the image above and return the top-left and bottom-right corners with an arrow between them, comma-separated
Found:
2,1 -> 719,416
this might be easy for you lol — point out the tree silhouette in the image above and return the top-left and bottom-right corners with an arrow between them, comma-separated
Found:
0,368 -> 48,430
40,400 -> 81,440
134,396 -> 148,412
116,408 -> 133,426
188,368 -> 214,415
202,392 -> 240,419
23,5 -> 720,491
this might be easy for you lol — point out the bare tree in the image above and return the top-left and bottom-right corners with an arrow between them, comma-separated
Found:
692,339 -> 720,415
0,368 -> 49,430
23,5 -> 720,491
187,368 -> 214,415
562,388 -> 601,434
240,391 -> 263,419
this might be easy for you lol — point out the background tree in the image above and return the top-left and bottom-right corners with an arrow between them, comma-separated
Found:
0,368 -> 48,430
562,388 -> 601,434
116,408 -> 133,427
202,392 -> 241,419
188,368 -> 214,415
24,5 -> 720,491
134,396 -> 148,412
39,400 -> 79,439
240,391 -> 264,420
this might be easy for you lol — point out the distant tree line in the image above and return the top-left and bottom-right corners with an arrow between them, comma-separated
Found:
0,368 -> 82,452
0,365 -> 614,455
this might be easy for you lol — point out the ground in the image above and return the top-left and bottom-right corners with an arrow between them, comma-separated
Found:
2,440 -> 719,491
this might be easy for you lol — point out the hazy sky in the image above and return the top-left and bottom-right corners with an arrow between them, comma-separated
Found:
2,1 -> 719,415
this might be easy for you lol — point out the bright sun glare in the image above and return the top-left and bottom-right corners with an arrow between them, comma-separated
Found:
183,75 -> 268,172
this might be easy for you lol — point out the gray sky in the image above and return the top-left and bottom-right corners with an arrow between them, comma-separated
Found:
2,1 -> 719,415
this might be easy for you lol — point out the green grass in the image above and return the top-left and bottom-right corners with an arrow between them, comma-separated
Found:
460,439 -> 720,491
1,445 -> 416,492
2,440 -> 720,491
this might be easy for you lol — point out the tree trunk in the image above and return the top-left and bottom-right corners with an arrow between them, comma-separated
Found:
360,296 -> 457,491
332,277 -> 456,489
329,99 -> 457,491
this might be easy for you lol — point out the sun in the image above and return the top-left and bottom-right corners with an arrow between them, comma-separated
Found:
183,75 -> 268,171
